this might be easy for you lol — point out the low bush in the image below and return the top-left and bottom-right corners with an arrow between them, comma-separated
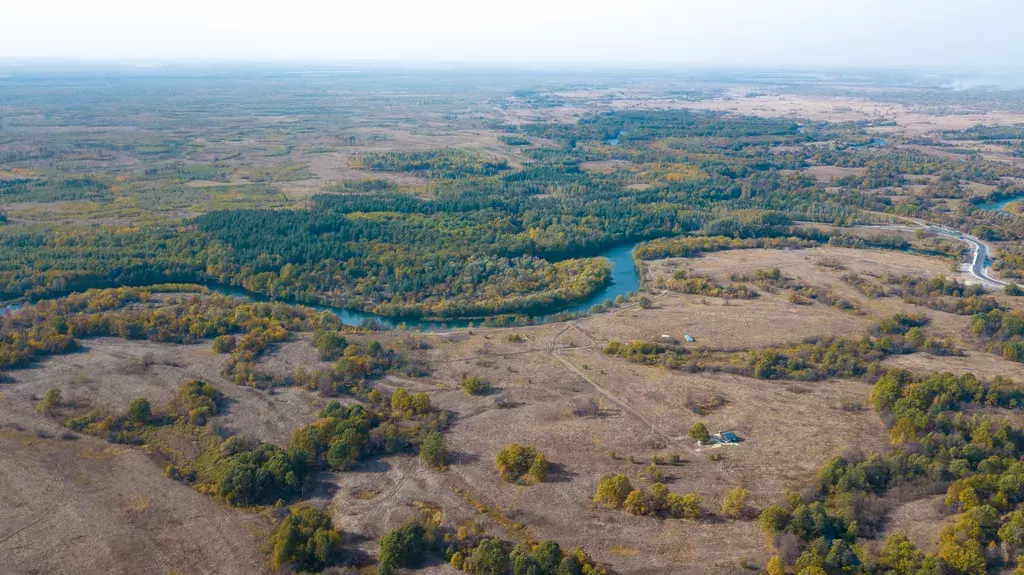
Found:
495,443 -> 548,483
269,505 -> 342,571
461,376 -> 491,395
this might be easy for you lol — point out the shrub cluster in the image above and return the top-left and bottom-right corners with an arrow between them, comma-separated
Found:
605,313 -> 959,380
378,513 -> 607,575
659,269 -> 758,299
593,474 -> 703,520
462,375 -> 491,395
496,443 -> 549,483
269,505 -> 343,571
290,393 -> 448,472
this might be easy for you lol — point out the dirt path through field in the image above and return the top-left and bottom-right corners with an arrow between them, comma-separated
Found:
548,350 -> 687,446
545,291 -> 692,447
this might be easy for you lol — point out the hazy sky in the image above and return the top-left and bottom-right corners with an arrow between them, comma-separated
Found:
3,0 -> 1021,67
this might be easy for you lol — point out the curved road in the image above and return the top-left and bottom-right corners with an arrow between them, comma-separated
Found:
867,219 -> 1016,290
923,224 -> 1011,289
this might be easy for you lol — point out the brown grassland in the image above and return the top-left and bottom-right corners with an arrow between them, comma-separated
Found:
3,241 -> 1019,573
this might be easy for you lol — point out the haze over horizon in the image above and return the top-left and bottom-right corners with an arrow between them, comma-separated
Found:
4,0 -> 1022,69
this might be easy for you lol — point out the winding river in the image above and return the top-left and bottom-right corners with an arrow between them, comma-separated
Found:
0,242 -> 643,331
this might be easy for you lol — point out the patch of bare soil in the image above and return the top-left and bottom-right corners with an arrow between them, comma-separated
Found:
7,339 -> 224,413
666,245 -> 954,281
559,347 -> 889,498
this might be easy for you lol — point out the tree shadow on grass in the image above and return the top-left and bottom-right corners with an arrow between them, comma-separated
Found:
449,450 -> 481,466
348,458 -> 393,474
654,473 -> 679,485
217,394 -> 239,413
303,470 -> 342,500
545,461 -> 577,483
341,531 -> 374,547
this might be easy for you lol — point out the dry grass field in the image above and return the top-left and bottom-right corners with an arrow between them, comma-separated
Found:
638,245 -> 979,348
0,429 -> 271,575
4,242 -> 1010,573
0,353 -> 272,575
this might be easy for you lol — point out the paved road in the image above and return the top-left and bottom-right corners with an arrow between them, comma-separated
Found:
924,225 -> 1009,289
866,220 -> 1016,290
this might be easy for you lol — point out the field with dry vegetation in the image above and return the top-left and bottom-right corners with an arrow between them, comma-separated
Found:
3,238 -> 1021,573
5,66 -> 1024,574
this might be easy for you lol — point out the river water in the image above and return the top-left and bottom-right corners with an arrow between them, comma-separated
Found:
0,242 -> 643,331
977,195 -> 1024,212
605,130 -> 630,146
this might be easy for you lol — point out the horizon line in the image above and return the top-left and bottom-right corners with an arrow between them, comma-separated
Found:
0,59 -> 1021,74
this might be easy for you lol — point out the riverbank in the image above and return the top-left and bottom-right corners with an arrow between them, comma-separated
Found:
976,193 -> 1024,212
